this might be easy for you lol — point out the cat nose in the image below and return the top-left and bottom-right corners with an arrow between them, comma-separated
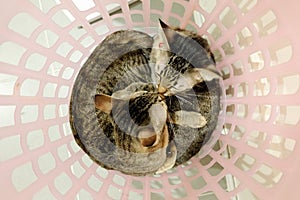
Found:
158,85 -> 167,94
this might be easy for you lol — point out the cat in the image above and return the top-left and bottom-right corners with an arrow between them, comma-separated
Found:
69,20 -> 221,176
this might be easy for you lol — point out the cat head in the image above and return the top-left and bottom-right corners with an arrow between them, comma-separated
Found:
157,19 -> 220,76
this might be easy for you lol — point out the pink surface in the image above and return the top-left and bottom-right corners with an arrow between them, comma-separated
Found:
1,0 -> 300,199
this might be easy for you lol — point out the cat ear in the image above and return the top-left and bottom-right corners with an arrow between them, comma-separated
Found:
159,19 -> 176,45
169,110 -> 207,128
94,91 -> 136,114
94,94 -> 112,114
159,19 -> 169,29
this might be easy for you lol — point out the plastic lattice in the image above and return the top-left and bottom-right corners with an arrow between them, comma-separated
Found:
1,0 -> 300,199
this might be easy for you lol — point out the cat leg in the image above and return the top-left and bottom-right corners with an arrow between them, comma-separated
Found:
94,82 -> 150,113
112,82 -> 149,100
168,67 -> 221,94
155,141 -> 177,174
181,67 -> 221,86
191,67 -> 221,82
169,110 -> 207,128
148,101 -> 168,146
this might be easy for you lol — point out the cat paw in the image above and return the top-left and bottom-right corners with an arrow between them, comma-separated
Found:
170,110 -> 207,128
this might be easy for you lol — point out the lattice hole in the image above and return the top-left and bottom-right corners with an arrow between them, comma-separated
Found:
234,0 -> 258,14
252,164 -> 283,188
236,26 -> 254,49
222,41 -> 235,56
218,174 -> 240,192
247,130 -> 267,149
207,162 -> 224,176
150,0 -> 164,12
269,39 -> 292,66
231,125 -> 246,140
253,10 -> 278,37
276,74 -> 300,95
190,176 -> 207,190
52,9 -> 75,28
265,135 -> 296,159
198,191 -> 218,200
131,179 -> 144,190
88,175 -> 103,192
207,23 -> 222,41
21,79 -> 40,97
248,51 -> 265,72
171,2 -> 185,17
8,13 -> 41,38
237,82 -> 249,97
251,104 -> 272,122
199,0 -> 216,13
236,104 -> 248,119
232,60 -> 244,76
221,144 -> 237,160
96,167 -> 109,179
151,192 -> 165,200
199,154 -> 213,166
0,135 -> 23,161
221,66 -> 231,80
275,105 -> 300,125
171,187 -> 188,199
27,129 -> 44,150
253,77 -> 271,97
54,172 -> 73,195
36,30 -> 59,48
232,188 -> 260,200
38,152 -> 56,174
235,153 -> 256,172
0,42 -> 27,66
219,6 -> 238,29
72,0 -> 95,11
107,185 -> 123,200
30,0 -> 61,13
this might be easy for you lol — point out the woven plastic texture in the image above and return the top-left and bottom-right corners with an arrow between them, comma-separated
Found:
1,0 -> 300,199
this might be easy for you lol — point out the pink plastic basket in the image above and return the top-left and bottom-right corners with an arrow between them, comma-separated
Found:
1,0 -> 300,199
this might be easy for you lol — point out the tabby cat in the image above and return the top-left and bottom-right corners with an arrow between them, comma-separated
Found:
69,20 -> 221,176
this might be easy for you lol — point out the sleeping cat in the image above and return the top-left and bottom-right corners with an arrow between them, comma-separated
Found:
69,20 -> 221,176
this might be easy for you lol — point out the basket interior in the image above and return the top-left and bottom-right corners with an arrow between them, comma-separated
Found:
1,0 -> 300,199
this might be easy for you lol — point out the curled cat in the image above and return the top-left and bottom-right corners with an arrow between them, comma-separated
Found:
69,20 -> 221,176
